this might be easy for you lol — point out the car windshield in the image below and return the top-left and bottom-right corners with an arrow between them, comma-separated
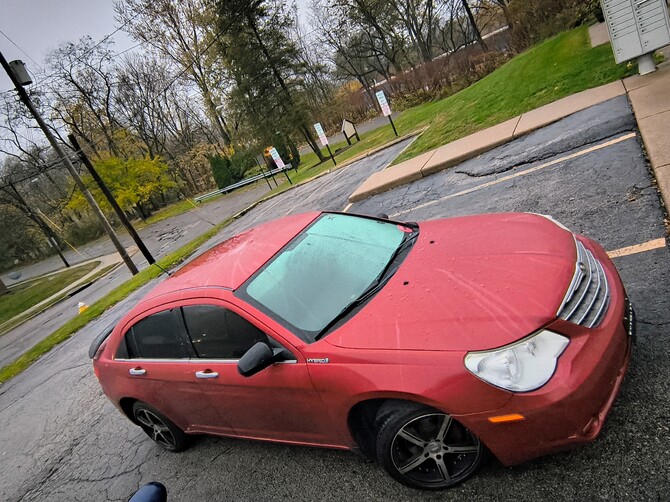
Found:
239,213 -> 415,343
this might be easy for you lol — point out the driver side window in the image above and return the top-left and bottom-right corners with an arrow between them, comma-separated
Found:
181,305 -> 269,359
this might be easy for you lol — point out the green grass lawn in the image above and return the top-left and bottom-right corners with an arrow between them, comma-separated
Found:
0,261 -> 100,327
257,26 -> 634,194
392,26 -> 635,163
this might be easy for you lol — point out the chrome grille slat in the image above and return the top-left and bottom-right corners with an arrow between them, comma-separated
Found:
563,243 -> 593,321
557,241 -> 586,313
588,261 -> 610,328
557,239 -> 610,328
576,250 -> 601,325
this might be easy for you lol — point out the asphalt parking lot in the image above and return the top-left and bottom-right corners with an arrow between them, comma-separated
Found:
0,96 -> 668,501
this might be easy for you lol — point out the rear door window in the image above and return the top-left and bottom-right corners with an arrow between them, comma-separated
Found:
182,305 -> 269,359
121,309 -> 190,359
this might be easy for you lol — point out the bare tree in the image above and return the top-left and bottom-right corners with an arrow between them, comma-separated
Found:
44,38 -> 126,159
115,0 -> 233,145
311,1 -> 379,103
115,54 -> 219,193
461,0 -> 487,50
389,0 -> 437,63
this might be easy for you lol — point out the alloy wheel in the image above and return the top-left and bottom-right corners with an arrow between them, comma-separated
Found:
390,412 -> 482,487
135,408 -> 177,450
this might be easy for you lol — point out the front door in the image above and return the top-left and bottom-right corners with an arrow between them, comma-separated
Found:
181,303 -> 339,445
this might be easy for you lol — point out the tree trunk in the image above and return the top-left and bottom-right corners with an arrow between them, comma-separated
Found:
246,12 -> 326,162
497,1 -> 514,30
299,125 -> 324,162
462,0 -> 487,50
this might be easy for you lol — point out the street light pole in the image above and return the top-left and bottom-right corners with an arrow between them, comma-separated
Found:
0,51 -> 139,275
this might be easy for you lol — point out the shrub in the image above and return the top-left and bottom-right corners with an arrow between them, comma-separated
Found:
209,150 -> 256,189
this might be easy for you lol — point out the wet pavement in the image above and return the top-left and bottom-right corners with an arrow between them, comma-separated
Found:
0,97 -> 668,501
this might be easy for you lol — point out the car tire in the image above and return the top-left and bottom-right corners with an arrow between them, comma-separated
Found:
132,402 -> 189,452
375,402 -> 484,490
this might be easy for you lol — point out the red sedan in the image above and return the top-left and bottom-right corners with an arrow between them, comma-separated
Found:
90,212 -> 633,490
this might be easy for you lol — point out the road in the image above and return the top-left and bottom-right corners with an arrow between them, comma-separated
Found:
0,183 -> 271,367
1,183 -> 273,286
1,96 -> 669,501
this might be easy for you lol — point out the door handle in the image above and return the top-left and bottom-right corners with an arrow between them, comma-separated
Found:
635,0 -> 651,6
195,370 -> 219,379
129,367 -> 146,376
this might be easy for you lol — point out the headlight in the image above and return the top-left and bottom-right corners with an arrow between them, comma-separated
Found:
464,330 -> 569,392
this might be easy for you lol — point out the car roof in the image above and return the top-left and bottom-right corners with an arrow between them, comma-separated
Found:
143,212 -> 320,300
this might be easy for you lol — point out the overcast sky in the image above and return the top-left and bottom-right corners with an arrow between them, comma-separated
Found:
0,0 -> 311,90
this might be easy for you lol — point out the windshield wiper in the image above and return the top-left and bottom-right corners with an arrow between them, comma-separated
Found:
313,231 -> 418,341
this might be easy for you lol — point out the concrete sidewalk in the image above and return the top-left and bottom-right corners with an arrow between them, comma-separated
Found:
624,63 -> 670,210
349,61 -> 670,211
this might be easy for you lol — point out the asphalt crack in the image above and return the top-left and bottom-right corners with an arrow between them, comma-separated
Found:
637,319 -> 670,327
455,132 -> 636,180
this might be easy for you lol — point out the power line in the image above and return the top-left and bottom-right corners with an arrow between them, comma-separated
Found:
0,163 -> 72,191
0,28 -> 43,71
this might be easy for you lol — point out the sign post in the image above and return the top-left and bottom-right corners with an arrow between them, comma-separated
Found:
314,122 -> 336,166
376,90 -> 397,137
269,147 -> 292,184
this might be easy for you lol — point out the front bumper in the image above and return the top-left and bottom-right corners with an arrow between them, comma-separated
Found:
456,237 -> 633,466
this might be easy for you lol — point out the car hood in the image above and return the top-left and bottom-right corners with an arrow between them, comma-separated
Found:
325,213 -> 577,352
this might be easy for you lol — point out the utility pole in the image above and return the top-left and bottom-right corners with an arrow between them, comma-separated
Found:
68,134 -> 155,266
8,181 -> 70,268
0,51 -> 139,275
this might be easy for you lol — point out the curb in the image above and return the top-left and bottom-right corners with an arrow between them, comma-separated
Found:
348,81 -> 628,203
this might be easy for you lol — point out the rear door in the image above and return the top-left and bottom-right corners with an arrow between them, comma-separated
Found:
113,305 -> 226,432
180,302 -> 339,445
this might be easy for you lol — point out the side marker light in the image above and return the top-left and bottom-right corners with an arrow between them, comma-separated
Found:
488,413 -> 526,424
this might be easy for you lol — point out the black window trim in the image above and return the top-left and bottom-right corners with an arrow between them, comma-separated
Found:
114,299 -> 298,362
117,307 -> 195,360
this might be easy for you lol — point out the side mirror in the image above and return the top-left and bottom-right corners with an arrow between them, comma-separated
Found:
238,342 -> 275,377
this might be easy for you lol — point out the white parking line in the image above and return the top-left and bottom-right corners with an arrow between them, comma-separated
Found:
389,132 -> 638,218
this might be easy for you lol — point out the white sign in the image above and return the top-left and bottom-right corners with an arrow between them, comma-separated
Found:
376,91 -> 392,116
602,0 -> 670,63
314,122 -> 328,146
268,147 -> 285,169
342,119 -> 356,136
